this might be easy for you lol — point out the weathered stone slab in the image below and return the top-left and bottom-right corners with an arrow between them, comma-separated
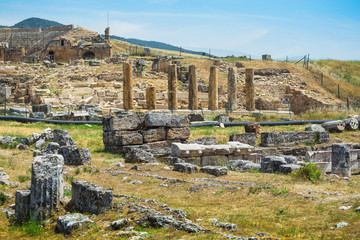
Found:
242,162 -> 261,171
166,127 -> 190,140
53,129 -> 77,147
229,133 -> 256,146
260,156 -> 287,173
117,132 -> 143,146
202,144 -> 234,156
125,148 -> 157,163
226,141 -> 254,155
261,131 -> 329,147
15,190 -> 31,223
201,155 -> 228,166
280,155 -> 298,164
71,180 -> 113,214
30,154 -> 64,219
200,166 -> 227,176
173,163 -> 198,174
56,213 -> 93,234
227,160 -> 251,170
183,157 -> 201,166
279,164 -> 301,174
59,146 -> 91,165
144,113 -> 189,128
142,128 -> 166,143
332,143 -> 351,177
103,114 -> 144,131
305,124 -> 326,132
32,104 -> 52,114
188,137 -> 218,145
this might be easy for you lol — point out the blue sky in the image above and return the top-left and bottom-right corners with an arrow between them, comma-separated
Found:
0,0 -> 359,60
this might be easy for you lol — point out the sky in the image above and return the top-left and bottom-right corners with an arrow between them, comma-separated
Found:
0,0 -> 359,60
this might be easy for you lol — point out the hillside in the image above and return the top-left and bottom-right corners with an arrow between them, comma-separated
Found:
309,60 -> 360,107
0,17 -> 63,30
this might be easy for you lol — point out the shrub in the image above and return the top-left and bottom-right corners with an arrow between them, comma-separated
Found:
19,218 -> 43,236
292,163 -> 322,184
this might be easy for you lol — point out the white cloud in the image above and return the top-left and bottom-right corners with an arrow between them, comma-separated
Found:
110,21 -> 146,37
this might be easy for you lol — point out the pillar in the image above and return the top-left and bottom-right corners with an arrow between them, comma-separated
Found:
208,66 -> 218,110
123,62 -> 133,110
332,143 -> 351,177
188,65 -> 198,110
168,64 -> 178,110
105,27 -> 110,41
245,68 -> 255,111
227,67 -> 237,111
146,86 -> 156,110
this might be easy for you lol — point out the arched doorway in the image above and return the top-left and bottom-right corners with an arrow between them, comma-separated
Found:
49,51 -> 54,61
82,51 -> 95,60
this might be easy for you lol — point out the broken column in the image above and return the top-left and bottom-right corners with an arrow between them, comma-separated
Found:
123,62 -> 133,110
332,143 -> 351,177
245,68 -> 255,111
208,66 -> 218,110
146,86 -> 156,110
15,190 -> 31,223
168,64 -> 178,110
188,65 -> 198,110
30,154 -> 64,219
227,67 -> 237,111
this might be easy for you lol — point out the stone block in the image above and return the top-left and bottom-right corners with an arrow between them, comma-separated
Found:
305,124 -> 325,132
144,113 -> 189,128
30,154 -> 64,219
242,162 -> 261,171
53,129 -> 77,147
166,127 -> 190,140
15,190 -> 31,223
59,146 -> 91,165
229,133 -> 257,146
173,163 -> 198,174
102,114 -> 144,131
30,112 -> 45,119
279,164 -> 301,174
280,155 -> 298,164
171,143 -> 204,158
227,160 -> 251,170
201,155 -> 228,166
71,180 -> 113,214
117,132 -> 143,146
260,156 -> 287,173
125,148 -> 157,163
226,141 -> 254,155
332,143 -> 351,177
200,166 -> 228,176
183,156 -> 201,166
202,144 -> 234,156
260,131 -> 329,147
142,128 -> 166,143
46,142 -> 60,154
188,113 -> 204,122
188,137 -> 218,145
32,104 -> 52,114
56,213 -> 93,234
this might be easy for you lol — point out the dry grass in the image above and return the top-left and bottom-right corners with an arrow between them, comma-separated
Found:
0,121 -> 360,239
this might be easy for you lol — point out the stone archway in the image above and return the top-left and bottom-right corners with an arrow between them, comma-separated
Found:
82,51 -> 95,60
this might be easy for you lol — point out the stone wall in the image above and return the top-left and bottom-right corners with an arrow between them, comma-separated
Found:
103,112 -> 190,155
261,131 -> 329,147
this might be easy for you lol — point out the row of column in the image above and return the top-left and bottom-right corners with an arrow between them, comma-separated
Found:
123,62 -> 256,111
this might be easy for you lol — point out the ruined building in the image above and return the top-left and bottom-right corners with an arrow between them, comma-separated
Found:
0,25 -> 112,62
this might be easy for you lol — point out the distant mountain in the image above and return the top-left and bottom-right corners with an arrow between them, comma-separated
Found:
109,35 -> 211,57
0,17 -> 63,30
0,17 -> 211,56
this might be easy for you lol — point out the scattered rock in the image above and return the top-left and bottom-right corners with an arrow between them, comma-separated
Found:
129,180 -> 142,185
305,124 -> 326,132
111,218 -> 130,230
339,206 -> 352,210
111,162 -> 125,168
278,164 -> 301,174
55,213 -> 93,234
173,163 -> 198,174
261,156 -> 287,173
125,149 -> 157,164
200,166 -> 227,176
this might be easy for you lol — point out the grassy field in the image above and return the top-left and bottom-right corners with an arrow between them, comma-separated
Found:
0,119 -> 359,239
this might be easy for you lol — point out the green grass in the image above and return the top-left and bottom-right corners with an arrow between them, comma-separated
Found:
291,163 -> 322,184
18,175 -> 30,183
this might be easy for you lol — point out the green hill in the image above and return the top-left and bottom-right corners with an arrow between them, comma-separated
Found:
0,17 -> 63,30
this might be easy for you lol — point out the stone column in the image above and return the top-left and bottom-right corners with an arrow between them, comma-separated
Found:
227,67 -> 237,111
123,62 -> 133,110
168,64 -> 178,110
332,143 -> 351,177
146,86 -> 156,110
188,65 -> 198,110
208,66 -> 218,110
245,68 -> 255,111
